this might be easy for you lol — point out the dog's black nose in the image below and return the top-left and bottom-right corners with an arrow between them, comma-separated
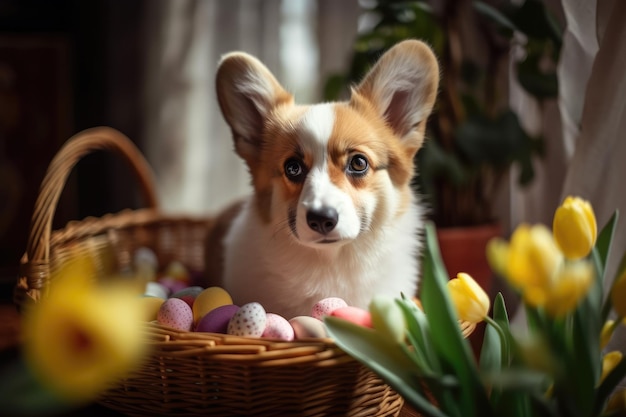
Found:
306,207 -> 338,234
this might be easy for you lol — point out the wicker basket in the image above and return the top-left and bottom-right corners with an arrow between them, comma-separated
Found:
14,127 -> 409,417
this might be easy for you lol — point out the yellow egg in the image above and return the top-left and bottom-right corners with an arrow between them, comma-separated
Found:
139,296 -> 165,321
192,287 -> 233,323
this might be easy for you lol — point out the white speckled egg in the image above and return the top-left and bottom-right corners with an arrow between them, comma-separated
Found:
157,298 -> 194,331
144,281 -> 169,299
227,302 -> 267,337
262,313 -> 294,341
289,316 -> 328,339
311,297 -> 348,320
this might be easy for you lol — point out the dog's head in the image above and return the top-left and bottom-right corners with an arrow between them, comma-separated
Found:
216,40 -> 439,248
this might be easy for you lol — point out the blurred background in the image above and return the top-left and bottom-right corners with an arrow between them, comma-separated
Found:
0,0 -> 622,306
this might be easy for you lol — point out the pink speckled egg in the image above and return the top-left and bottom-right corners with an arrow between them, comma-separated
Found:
311,297 -> 348,320
330,306 -> 373,328
262,313 -> 294,341
157,298 -> 194,331
171,286 -> 204,308
227,302 -> 267,337
195,304 -> 239,333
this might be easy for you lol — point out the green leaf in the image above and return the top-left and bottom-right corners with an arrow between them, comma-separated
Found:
397,296 -> 441,373
596,210 -> 619,321
516,52 -> 559,99
596,210 -> 619,279
570,298 -> 601,416
421,222 -> 492,417
473,1 -> 518,38
481,294 -> 511,375
325,316 -> 448,417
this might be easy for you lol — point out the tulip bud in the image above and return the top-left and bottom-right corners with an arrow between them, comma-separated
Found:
447,273 -> 490,323
553,196 -> 597,260
601,351 -> 623,383
369,295 -> 406,343
601,320 -> 617,350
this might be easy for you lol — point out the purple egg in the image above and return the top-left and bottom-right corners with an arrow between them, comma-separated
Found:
195,304 -> 240,333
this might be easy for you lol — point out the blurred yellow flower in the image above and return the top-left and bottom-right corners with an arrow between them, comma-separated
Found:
601,320 -> 616,350
553,196 -> 597,260
487,223 -> 593,317
543,260 -> 594,318
601,351 -> 623,383
507,224 -> 562,296
447,272 -> 490,323
22,257 -> 147,404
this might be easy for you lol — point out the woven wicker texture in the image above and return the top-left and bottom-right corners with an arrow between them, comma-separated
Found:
15,127 -> 408,416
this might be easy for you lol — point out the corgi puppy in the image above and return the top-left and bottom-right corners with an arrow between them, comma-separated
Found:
205,40 -> 439,319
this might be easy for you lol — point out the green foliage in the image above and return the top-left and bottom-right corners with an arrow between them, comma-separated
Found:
326,0 -> 561,227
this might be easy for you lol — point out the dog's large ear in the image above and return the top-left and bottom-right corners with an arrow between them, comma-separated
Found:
353,40 -> 439,153
216,52 -> 293,164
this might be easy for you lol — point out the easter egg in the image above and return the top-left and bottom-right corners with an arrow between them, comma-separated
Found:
330,306 -> 372,328
262,313 -> 294,341
144,281 -> 169,299
171,286 -> 204,308
134,247 -> 158,270
311,297 -> 348,320
139,296 -> 165,321
227,302 -> 267,337
165,260 -> 190,283
195,304 -> 239,333
157,298 -> 194,331
192,287 -> 233,323
158,276 -> 188,295
289,316 -> 328,339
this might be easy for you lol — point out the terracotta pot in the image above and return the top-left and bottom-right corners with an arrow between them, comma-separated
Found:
435,222 -> 502,357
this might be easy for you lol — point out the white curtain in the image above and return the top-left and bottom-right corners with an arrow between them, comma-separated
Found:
141,0 -> 360,216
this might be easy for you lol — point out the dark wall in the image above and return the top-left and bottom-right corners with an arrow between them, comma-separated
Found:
0,0 -> 147,295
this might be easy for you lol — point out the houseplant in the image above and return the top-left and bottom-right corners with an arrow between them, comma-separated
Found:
325,0 -> 559,227
326,196 -> 626,417
326,0 -> 561,300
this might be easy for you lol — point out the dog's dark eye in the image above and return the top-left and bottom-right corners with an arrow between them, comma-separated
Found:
347,155 -> 369,175
284,158 -> 306,182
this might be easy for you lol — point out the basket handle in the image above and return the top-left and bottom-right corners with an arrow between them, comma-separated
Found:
25,126 -> 158,264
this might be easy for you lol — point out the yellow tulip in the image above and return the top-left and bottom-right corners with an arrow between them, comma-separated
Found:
544,260 -> 594,318
553,196 -> 597,260
601,351 -> 623,383
486,238 -> 510,278
447,273 -> 490,323
601,320 -> 617,350
611,269 -> 626,319
506,224 -> 563,299
22,257 -> 147,404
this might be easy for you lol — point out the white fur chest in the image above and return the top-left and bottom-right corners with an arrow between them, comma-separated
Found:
222,199 -> 422,319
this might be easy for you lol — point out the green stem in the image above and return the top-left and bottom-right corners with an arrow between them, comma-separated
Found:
485,316 -> 510,366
